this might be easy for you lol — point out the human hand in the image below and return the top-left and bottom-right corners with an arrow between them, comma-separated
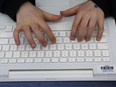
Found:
61,1 -> 104,42
14,2 -> 62,48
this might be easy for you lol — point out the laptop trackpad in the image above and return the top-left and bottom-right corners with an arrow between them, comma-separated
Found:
9,70 -> 93,79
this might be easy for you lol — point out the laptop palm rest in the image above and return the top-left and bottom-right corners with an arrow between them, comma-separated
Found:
9,70 -> 93,79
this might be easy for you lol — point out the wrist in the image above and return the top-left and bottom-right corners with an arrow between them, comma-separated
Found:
16,2 -> 34,18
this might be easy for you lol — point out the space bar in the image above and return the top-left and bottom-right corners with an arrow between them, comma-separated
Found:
9,70 -> 93,79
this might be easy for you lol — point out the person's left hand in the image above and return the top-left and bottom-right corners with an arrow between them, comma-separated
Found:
60,1 -> 104,42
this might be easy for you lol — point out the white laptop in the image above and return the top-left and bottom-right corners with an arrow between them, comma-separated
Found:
0,0 -> 116,81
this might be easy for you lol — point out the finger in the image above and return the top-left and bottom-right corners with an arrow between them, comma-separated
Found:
77,15 -> 90,42
60,5 -> 79,16
97,13 -> 104,41
31,24 -> 47,47
37,19 -> 56,43
43,12 -> 63,21
86,16 -> 97,41
13,28 -> 20,45
70,14 -> 82,40
23,26 -> 36,48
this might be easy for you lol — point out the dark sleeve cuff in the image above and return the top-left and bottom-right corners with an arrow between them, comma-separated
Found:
92,0 -> 111,18
2,0 -> 35,21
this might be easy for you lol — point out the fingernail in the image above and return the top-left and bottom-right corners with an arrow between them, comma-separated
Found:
53,40 -> 56,43
16,42 -> 20,46
85,38 -> 90,42
70,36 -> 74,40
97,38 -> 101,41
43,42 -> 47,47
78,38 -> 83,42
32,44 -> 36,48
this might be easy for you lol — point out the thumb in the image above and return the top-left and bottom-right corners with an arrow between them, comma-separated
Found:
43,12 -> 63,22
60,5 -> 79,17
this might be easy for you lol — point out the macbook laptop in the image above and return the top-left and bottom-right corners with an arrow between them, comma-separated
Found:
0,0 -> 116,81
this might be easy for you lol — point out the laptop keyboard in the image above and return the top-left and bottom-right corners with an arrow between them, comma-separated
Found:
0,25 -> 111,64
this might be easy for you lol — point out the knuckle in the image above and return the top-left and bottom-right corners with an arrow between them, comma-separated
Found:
44,28 -> 50,33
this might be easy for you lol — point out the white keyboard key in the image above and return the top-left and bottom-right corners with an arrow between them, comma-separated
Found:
102,50 -> 110,57
50,44 -> 56,50
93,31 -> 97,36
53,51 -> 60,58
95,58 -> 102,62
53,31 -> 59,37
60,58 -> 67,63
0,32 -> 13,38
10,45 -> 17,51
97,44 -> 109,50
2,45 -> 9,51
86,50 -> 93,57
78,51 -> 85,57
26,45 -> 33,50
0,59 -> 8,64
63,37 -> 70,43
65,44 -> 72,50
66,31 -> 70,36
89,43 -> 96,49
86,58 -> 93,62
100,37 -> 108,42
56,37 -> 63,43
6,26 -> 13,29
81,44 -> 88,50
18,45 -> 25,51
94,50 -> 101,57
51,58 -> 59,63
103,30 -> 107,36
32,34 -> 36,38
9,39 -> 15,44
68,58 -> 76,63
34,45 -> 41,50
38,51 -> 44,58
0,39 -> 8,45
34,58 -> 42,63
59,31 -> 66,36
26,58 -> 33,63
42,46 -> 49,50
45,51 -> 52,57
5,27 -> 13,32
17,58 -> 25,63
29,51 -> 36,58
73,44 -> 80,50
9,59 -> 16,64
88,38 -> 94,42
33,38 -> 39,44
43,58 -> 50,63
13,52 -> 20,58
57,44 -> 64,50
5,52 -> 12,58
103,57 -> 110,62
0,52 -> 4,58
24,39 -> 29,44
21,51 -> 28,58
77,58 -> 84,62
62,51 -> 68,57
69,51 -> 77,57
71,39 -> 77,43
20,38 -> 24,44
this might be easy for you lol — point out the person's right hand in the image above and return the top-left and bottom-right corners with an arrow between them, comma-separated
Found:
14,2 -> 62,48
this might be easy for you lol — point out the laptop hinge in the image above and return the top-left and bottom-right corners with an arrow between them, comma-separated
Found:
9,69 -> 93,79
